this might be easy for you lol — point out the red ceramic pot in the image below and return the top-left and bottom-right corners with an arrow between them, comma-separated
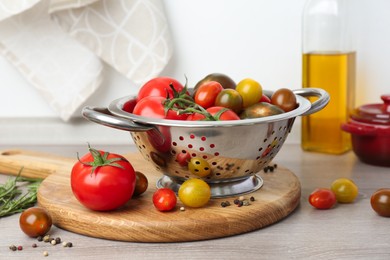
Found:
341,95 -> 390,167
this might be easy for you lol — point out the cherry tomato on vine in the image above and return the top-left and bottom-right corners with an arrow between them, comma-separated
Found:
71,145 -> 136,211
188,157 -> 211,177
136,77 -> 184,102
187,106 -> 240,121
235,78 -> 263,108
152,188 -> 177,211
133,96 -> 188,120
19,207 -> 52,237
178,179 -> 211,208
330,178 -> 359,203
308,188 -> 337,209
270,88 -> 297,112
194,81 -> 224,109
215,89 -> 243,114
370,188 -> 390,217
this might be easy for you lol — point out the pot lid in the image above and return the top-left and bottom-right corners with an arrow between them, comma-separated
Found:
351,95 -> 390,125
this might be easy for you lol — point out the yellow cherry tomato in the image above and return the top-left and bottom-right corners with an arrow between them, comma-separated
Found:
235,78 -> 263,108
188,157 -> 211,177
178,179 -> 211,208
330,178 -> 359,203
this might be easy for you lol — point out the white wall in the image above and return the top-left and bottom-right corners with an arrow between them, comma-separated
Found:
1,0 -> 390,145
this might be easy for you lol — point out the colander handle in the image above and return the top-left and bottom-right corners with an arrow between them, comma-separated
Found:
293,88 -> 330,116
82,106 -> 155,132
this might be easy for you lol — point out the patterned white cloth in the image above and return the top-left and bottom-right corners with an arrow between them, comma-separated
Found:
0,0 -> 172,121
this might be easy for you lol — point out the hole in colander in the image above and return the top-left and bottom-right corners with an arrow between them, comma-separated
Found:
258,147 -> 263,151
214,152 -> 219,156
201,136 -> 206,141
263,138 -> 267,142
188,144 -> 193,148
203,155 -> 208,159
210,144 -> 215,148
172,142 -> 177,146
216,173 -> 221,176
211,162 -> 217,165
190,134 -> 195,139
195,161 -> 201,165
192,153 -> 197,157
199,147 -> 204,151
179,136 -> 184,141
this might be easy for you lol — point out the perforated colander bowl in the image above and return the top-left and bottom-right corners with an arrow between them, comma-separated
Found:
82,88 -> 329,197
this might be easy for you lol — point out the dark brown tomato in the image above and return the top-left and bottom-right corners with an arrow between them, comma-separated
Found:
19,207 -> 52,237
133,171 -> 148,196
371,188 -> 390,217
240,102 -> 284,119
194,73 -> 236,93
271,88 -> 297,112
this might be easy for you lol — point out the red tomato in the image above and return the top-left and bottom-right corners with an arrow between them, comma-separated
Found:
19,207 -> 52,237
194,81 -> 224,109
309,188 -> 337,209
176,150 -> 191,166
259,94 -> 271,103
152,188 -> 177,211
71,145 -> 136,211
187,106 -> 240,121
137,77 -> 184,102
133,96 -> 188,120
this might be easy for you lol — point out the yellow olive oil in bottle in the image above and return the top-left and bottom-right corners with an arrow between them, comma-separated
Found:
302,0 -> 356,154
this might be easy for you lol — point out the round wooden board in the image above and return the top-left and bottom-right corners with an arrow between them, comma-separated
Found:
36,152 -> 301,242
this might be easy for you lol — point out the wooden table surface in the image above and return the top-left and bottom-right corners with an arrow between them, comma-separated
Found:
1,144 -> 389,260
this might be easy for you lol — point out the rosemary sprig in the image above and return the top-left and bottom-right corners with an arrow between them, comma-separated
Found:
0,168 -> 43,218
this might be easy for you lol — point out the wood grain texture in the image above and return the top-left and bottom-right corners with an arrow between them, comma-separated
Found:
0,149 -> 300,242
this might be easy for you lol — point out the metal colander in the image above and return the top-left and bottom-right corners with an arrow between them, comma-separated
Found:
82,88 -> 329,197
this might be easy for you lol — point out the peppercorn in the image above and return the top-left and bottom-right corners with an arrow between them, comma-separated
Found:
37,236 -> 43,242
237,200 -> 243,207
242,199 -> 250,206
43,251 -> 49,257
55,237 -> 61,244
43,235 -> 50,242
66,242 -> 73,248
274,164 -> 278,169
32,243 -> 37,248
51,239 -> 56,245
233,199 -> 240,205
17,245 -> 23,251
225,201 -> 231,206
9,245 -> 17,251
250,196 -> 255,202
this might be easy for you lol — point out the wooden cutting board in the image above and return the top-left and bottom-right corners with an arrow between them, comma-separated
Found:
0,149 -> 301,242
